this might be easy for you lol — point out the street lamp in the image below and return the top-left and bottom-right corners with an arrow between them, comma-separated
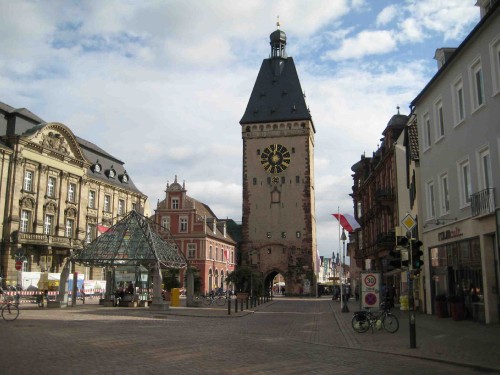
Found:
340,229 -> 349,313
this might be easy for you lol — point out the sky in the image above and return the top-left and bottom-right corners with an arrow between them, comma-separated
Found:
0,0 -> 481,259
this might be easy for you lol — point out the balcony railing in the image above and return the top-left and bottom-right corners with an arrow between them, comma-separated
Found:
15,232 -> 83,248
471,188 -> 495,217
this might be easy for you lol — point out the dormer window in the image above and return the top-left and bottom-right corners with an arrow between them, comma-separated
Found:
93,162 -> 102,173
107,166 -> 116,179
120,173 -> 129,183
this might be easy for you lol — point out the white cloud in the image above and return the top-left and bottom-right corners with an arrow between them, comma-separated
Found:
376,5 -> 398,26
325,30 -> 397,60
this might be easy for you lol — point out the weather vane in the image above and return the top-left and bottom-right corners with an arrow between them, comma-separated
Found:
277,16 -> 280,29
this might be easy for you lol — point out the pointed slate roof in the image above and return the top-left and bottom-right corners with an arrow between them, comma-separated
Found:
240,57 -> 311,124
74,210 -> 187,269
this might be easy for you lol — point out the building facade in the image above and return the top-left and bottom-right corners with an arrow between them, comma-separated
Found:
0,102 -> 148,289
239,25 -> 318,295
411,1 -> 500,323
153,176 -> 236,294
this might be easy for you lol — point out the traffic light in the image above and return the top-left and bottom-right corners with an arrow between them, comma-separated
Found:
412,240 -> 424,269
398,237 -> 410,268
388,249 -> 401,269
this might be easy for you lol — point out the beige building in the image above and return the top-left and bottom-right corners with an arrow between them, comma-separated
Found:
0,102 -> 147,289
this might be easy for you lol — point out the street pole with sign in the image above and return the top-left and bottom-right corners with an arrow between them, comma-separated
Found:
402,213 -> 417,349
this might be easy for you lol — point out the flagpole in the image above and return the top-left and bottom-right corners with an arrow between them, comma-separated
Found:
338,206 -> 342,308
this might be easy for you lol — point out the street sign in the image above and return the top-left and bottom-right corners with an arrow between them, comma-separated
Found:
361,271 -> 380,309
15,261 -> 23,271
402,213 -> 416,231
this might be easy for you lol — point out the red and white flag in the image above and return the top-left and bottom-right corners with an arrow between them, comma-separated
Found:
332,213 -> 360,233
97,225 -> 110,233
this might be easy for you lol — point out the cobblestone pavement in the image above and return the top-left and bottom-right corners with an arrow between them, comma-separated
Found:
1,297 -> 499,375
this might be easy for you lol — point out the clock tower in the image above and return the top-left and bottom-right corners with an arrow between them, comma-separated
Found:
240,23 -> 317,295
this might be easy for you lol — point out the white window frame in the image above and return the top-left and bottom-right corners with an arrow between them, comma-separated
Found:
478,146 -> 492,190
88,190 -> 96,209
179,217 -> 188,232
118,199 -> 125,215
44,214 -> 53,235
104,194 -> 111,212
65,218 -> 74,238
68,182 -> 76,203
47,176 -> 56,198
162,217 -> 170,231
490,33 -> 500,96
434,98 -> 445,141
20,210 -> 31,232
86,224 -> 95,243
452,77 -> 466,126
24,170 -> 33,192
469,57 -> 485,111
188,243 -> 196,259
458,158 -> 472,207
172,198 -> 179,209
422,112 -> 432,151
439,173 -> 450,215
426,180 -> 436,220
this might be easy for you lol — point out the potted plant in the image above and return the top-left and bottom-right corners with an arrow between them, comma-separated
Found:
449,295 -> 465,321
434,294 -> 449,318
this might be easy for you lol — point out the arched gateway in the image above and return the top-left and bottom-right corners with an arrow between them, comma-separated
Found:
60,210 -> 187,309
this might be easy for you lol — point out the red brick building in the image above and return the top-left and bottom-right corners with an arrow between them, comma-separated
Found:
153,176 -> 236,293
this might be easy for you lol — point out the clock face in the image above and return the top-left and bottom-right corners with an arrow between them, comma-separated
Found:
260,144 -> 291,174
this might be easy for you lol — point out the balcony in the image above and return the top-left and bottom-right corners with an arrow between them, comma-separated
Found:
471,188 -> 495,217
14,232 -> 83,249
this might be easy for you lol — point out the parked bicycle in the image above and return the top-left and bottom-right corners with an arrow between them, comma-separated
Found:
203,294 -> 226,306
1,296 -> 20,321
351,304 -> 399,333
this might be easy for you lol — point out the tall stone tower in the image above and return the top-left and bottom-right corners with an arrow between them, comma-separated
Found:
240,23 -> 317,294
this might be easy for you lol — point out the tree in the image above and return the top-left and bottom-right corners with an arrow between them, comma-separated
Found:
226,266 -> 264,296
162,268 -> 180,291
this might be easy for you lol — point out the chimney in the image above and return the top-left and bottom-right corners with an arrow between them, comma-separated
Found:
476,0 -> 498,19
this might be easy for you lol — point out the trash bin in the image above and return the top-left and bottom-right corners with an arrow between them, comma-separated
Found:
171,288 -> 180,307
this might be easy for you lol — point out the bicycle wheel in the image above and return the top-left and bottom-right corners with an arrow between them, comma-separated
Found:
351,314 -> 370,333
203,296 -> 212,306
382,313 -> 399,333
2,304 -> 20,321
216,296 -> 226,306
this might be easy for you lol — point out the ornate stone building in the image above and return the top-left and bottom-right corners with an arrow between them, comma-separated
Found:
239,25 -> 318,294
153,176 -> 236,293
0,102 -> 147,288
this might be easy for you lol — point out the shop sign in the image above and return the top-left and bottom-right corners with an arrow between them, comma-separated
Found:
438,227 -> 463,241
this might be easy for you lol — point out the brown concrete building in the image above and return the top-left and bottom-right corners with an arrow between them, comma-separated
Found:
153,176 -> 236,294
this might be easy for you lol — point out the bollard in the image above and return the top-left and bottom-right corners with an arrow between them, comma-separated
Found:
228,298 -> 231,315
235,298 -> 238,313
246,297 -> 249,310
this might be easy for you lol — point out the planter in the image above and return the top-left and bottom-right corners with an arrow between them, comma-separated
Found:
435,300 -> 449,318
450,301 -> 465,321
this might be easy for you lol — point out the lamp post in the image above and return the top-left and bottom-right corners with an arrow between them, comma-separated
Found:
340,229 -> 349,313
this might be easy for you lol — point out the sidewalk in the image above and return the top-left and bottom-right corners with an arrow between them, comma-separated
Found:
330,299 -> 500,373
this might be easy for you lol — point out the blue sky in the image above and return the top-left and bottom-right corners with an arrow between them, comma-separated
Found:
0,0 -> 480,258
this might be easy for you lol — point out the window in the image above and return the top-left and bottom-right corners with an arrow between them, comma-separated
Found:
132,202 -> 137,211
209,245 -> 213,259
104,194 -> 111,212
47,177 -> 56,197
422,113 -> 431,150
458,158 -> 472,206
24,171 -> 33,192
216,247 -> 219,261
44,214 -> 53,235
86,224 -> 95,243
426,180 -> 436,219
478,147 -> 492,189
68,183 -> 76,202
434,99 -> 445,140
118,199 -> 125,215
439,173 -> 450,215
188,244 -> 196,259
491,35 -> 500,95
470,58 -> 485,110
452,77 -> 466,125
65,218 -> 74,238
20,210 -> 31,232
172,198 -> 179,209
162,217 -> 170,231
88,191 -> 96,209
180,217 -> 188,232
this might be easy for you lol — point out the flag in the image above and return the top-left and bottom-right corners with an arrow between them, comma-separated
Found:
97,225 -> 110,233
332,213 -> 360,232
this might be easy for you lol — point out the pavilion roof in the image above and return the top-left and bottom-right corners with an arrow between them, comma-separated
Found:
74,210 -> 187,269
